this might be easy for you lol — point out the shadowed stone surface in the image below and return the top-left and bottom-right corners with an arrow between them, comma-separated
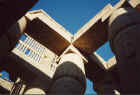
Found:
108,7 -> 139,94
48,61 -> 86,95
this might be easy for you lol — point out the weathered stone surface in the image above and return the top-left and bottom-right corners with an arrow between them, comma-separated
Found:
108,7 -> 139,93
48,62 -> 86,94
25,10 -> 72,56
7,17 -> 29,50
129,0 -> 140,11
0,0 -> 38,37
24,88 -> 45,94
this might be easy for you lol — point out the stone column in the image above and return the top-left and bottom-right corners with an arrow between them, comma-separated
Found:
48,53 -> 86,95
108,7 -> 140,93
24,88 -> 45,95
6,17 -> 28,50
0,0 -> 38,37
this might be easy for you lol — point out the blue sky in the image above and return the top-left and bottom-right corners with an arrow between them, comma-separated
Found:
30,0 -> 119,94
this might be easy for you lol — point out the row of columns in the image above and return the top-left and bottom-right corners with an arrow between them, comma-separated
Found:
86,6 -> 139,95
0,0 -> 139,94
12,6 -> 140,95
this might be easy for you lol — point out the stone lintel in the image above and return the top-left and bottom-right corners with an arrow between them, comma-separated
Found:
72,0 -> 133,54
25,10 -> 72,56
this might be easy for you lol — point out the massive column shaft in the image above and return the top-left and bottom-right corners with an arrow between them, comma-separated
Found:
0,17 -> 28,61
0,0 -> 38,37
108,7 -> 139,93
48,53 -> 86,95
